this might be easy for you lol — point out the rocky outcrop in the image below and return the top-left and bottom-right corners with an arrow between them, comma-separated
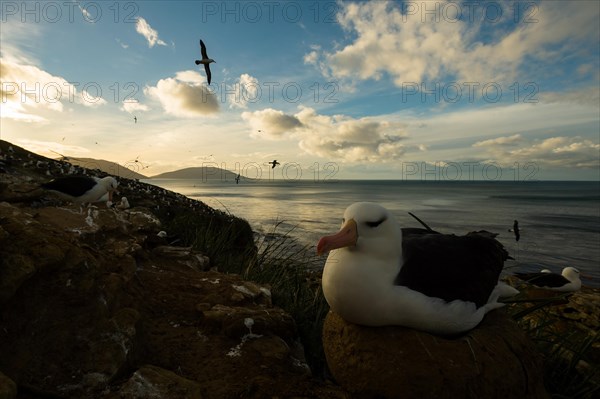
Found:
0,141 -> 345,398
0,201 -> 319,398
323,310 -> 549,399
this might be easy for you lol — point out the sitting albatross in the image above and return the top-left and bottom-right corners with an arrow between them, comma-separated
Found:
41,176 -> 118,204
317,202 -> 514,335
515,267 -> 582,292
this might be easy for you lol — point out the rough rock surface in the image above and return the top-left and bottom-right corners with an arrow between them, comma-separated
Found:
323,310 -> 549,399
0,141 -> 346,399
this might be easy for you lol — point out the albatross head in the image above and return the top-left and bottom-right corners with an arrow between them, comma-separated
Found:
100,176 -> 119,201
562,266 -> 580,282
317,202 -> 401,257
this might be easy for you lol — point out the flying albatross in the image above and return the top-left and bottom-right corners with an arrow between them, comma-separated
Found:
509,220 -> 520,241
514,267 -> 582,292
195,39 -> 215,85
317,202 -> 515,335
268,160 -> 280,169
41,176 -> 118,204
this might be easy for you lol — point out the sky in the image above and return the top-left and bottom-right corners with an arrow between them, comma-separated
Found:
1,0 -> 599,180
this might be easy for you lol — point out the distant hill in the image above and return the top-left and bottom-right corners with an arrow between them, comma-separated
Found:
151,167 -> 238,181
61,157 -> 149,180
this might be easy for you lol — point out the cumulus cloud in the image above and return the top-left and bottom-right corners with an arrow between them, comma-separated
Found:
473,135 -> 600,168
135,17 -> 167,48
295,107 -> 408,162
144,71 -> 219,117
242,108 -> 304,138
242,106 -> 409,162
310,1 -> 599,86
229,74 -> 261,109
0,57 -> 105,121
121,100 -> 149,114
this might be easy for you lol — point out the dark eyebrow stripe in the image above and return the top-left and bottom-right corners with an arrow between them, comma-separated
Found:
366,216 -> 387,227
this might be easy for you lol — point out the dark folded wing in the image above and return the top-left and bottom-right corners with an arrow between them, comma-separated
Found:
41,176 -> 97,197
397,231 -> 508,307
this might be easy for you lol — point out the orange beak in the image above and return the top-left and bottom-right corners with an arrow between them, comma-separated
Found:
317,219 -> 358,256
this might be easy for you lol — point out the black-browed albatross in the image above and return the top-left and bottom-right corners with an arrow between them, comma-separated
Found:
195,39 -> 215,85
317,202 -> 515,335
515,267 -> 582,292
41,175 -> 118,203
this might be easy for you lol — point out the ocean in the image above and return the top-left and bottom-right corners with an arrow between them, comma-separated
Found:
145,179 -> 600,286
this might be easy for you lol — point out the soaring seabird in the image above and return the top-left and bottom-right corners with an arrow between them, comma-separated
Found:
515,267 -> 582,292
317,202 -> 513,335
268,160 -> 280,169
195,39 -> 215,85
41,176 -> 118,204
509,220 -> 520,241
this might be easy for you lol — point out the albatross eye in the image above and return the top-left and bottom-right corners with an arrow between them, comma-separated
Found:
365,217 -> 386,228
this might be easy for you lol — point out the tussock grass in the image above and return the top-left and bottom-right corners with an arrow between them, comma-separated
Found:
510,300 -> 599,398
165,211 -> 256,273
243,221 -> 330,377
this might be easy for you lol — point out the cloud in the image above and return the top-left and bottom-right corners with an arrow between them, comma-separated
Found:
541,87 -> 600,107
144,72 -> 219,117
242,108 -> 304,138
294,107 -> 408,162
242,106 -> 410,162
312,1 -> 599,86
0,57 -> 106,121
13,139 -> 92,158
135,17 -> 167,48
473,134 -> 523,148
121,100 -> 149,114
473,135 -> 600,168
229,74 -> 261,109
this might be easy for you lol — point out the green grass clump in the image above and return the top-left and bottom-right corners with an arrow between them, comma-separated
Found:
243,222 -> 330,377
165,211 -> 256,273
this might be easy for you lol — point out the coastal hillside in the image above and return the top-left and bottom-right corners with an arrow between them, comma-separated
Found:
152,166 -> 238,181
54,156 -> 149,180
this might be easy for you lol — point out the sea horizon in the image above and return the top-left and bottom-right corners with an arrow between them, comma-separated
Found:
145,179 -> 600,287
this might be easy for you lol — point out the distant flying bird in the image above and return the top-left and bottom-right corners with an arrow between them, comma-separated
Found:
509,220 -> 520,242
195,39 -> 216,85
268,160 -> 280,169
